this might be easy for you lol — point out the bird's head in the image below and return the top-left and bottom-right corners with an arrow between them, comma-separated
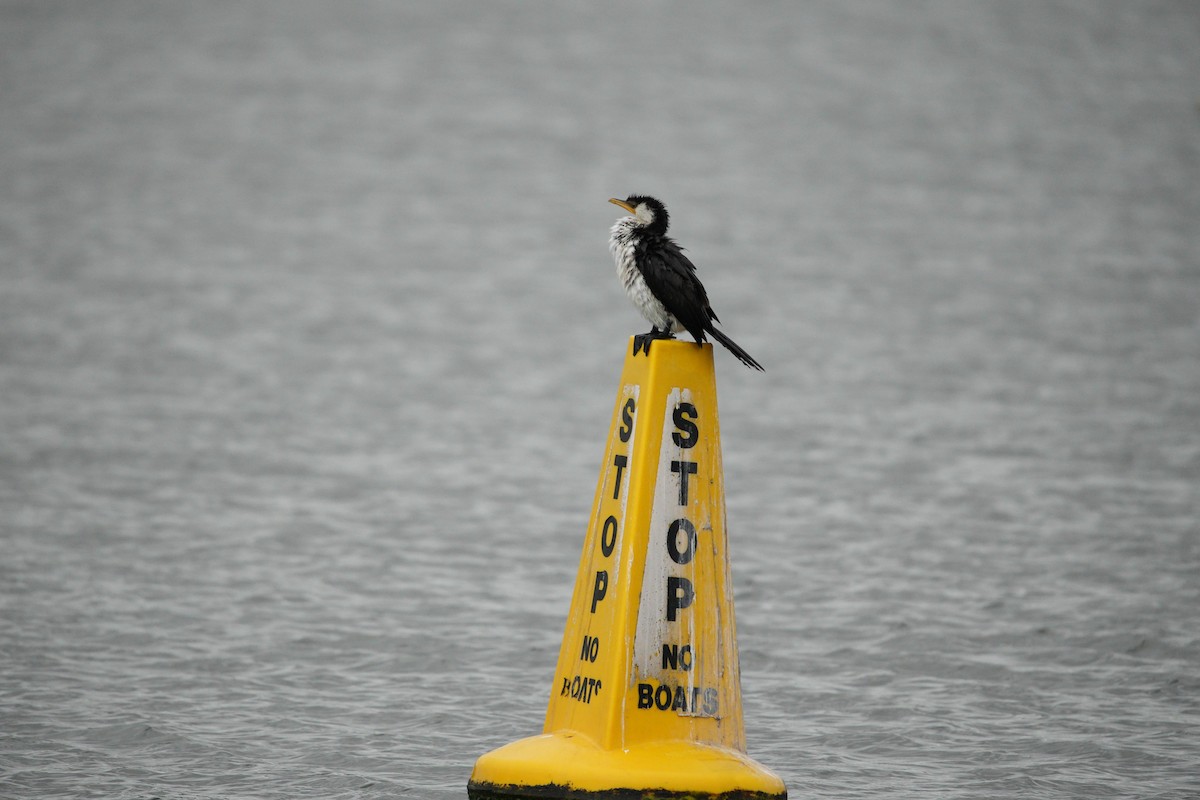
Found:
609,195 -> 669,235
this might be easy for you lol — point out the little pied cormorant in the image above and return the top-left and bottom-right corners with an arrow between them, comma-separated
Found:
609,195 -> 764,371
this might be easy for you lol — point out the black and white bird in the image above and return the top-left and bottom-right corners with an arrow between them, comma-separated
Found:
608,195 -> 764,371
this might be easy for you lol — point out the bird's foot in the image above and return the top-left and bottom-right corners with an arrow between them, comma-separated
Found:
632,328 -> 673,356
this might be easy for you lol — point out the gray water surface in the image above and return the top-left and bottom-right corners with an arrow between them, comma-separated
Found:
2,2 -> 1198,798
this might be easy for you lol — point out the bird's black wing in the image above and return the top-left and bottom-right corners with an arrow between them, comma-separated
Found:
635,235 -> 716,343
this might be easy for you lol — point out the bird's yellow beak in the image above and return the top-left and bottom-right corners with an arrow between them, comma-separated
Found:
608,198 -> 636,214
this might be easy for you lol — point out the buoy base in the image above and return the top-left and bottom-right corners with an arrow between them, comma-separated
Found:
468,732 -> 787,800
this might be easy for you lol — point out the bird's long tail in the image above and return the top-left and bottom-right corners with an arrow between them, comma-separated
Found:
709,327 -> 765,371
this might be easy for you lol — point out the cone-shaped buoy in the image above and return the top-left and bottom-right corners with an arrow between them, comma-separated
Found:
469,339 -> 786,800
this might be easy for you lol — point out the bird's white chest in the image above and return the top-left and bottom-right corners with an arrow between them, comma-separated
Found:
609,220 -> 676,331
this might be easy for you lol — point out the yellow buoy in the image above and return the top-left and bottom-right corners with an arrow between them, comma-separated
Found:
469,339 -> 786,800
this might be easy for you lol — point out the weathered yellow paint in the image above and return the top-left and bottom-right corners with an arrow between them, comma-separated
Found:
469,339 -> 785,800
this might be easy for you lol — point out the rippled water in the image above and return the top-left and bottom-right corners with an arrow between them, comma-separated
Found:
2,2 -> 1198,798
